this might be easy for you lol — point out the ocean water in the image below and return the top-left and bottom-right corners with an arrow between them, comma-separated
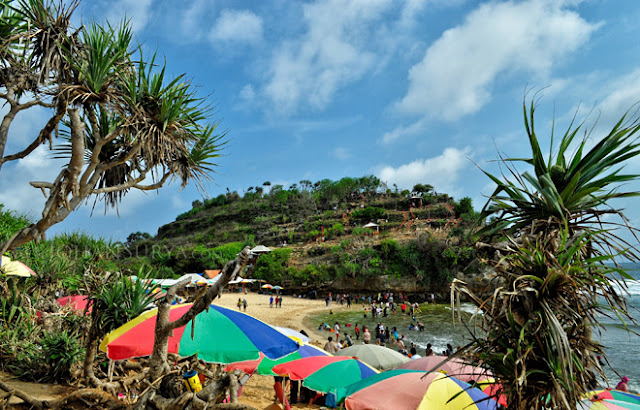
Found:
307,264 -> 640,392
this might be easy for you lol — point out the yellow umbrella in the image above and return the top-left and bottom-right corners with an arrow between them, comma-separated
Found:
0,256 -> 36,278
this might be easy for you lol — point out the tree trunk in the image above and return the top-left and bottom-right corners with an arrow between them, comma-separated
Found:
148,247 -> 252,381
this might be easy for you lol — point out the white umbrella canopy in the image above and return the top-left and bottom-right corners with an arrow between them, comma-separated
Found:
273,326 -> 311,344
249,245 -> 272,255
335,344 -> 410,371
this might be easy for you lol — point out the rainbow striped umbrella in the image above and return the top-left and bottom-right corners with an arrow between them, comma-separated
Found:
100,303 -> 298,363
273,356 -> 379,394
226,343 -> 330,376
579,390 -> 640,409
345,372 -> 498,410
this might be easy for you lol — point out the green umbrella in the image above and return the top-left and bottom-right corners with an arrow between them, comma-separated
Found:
273,356 -> 379,394
334,369 -> 423,404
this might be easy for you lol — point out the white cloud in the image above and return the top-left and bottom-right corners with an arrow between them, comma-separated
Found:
238,84 -> 256,105
595,69 -> 640,126
381,118 -> 427,144
263,0 -> 392,115
395,0 -> 598,120
181,0 -> 210,40
105,0 -> 154,32
377,147 -> 472,193
209,9 -> 263,45
332,147 -> 351,160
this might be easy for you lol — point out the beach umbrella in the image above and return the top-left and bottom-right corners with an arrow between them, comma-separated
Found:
274,326 -> 311,344
261,284 -> 274,289
398,355 -> 492,382
272,356 -> 378,394
345,372 -> 498,410
57,295 -> 91,313
475,378 -> 507,407
226,343 -> 330,376
417,373 -> 500,410
334,369 -> 423,404
100,303 -> 299,363
335,344 -> 410,371
0,256 -> 36,278
578,398 -> 640,409
273,285 -> 284,290
577,390 -> 640,409
584,390 -> 640,405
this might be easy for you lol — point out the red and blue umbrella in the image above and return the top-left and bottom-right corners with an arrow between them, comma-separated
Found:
100,303 -> 299,363
226,343 -> 330,376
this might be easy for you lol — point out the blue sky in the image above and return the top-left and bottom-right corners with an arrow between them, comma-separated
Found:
2,0 -> 640,242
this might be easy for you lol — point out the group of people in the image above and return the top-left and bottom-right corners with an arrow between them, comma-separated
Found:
236,298 -> 247,311
269,295 -> 283,308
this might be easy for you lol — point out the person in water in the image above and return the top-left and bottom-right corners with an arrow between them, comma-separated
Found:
616,376 -> 630,392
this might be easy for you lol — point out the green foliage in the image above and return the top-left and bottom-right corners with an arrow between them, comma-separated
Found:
351,206 -> 385,223
86,271 -> 159,342
41,330 -> 85,383
0,205 -> 30,243
252,248 -> 292,283
460,98 -> 640,409
453,197 -> 474,217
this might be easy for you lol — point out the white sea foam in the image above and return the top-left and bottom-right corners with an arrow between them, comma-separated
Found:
444,303 -> 484,316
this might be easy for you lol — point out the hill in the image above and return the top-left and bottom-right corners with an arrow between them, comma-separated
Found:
123,176 -> 485,294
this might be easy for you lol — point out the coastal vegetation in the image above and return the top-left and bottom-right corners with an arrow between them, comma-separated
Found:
455,99 -> 640,409
0,0 -> 225,252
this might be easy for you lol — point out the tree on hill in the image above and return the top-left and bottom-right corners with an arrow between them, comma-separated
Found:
412,183 -> 433,196
0,1 -> 224,252
456,99 -> 640,409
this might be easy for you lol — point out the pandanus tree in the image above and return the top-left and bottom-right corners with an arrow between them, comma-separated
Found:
0,0 -> 224,252
454,99 -> 640,409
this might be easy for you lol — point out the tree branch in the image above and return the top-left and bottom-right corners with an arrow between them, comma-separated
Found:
67,108 -> 85,196
169,247 -> 251,331
134,172 -> 172,191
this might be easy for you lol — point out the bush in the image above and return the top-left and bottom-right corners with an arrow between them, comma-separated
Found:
41,330 -> 85,382
351,206 -> 385,223
252,248 -> 292,283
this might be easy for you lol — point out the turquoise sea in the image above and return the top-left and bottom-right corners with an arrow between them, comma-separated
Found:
306,264 -> 640,392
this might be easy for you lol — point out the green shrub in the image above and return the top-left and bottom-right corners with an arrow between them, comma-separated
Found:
252,248 -> 292,283
0,205 -> 30,243
41,331 -> 85,382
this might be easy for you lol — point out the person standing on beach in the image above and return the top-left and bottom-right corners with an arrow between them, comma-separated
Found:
242,298 -> 247,311
334,322 -> 341,339
237,298 -> 242,310
270,295 -> 274,308
362,327 -> 371,344
354,324 -> 360,340
278,296 -> 283,308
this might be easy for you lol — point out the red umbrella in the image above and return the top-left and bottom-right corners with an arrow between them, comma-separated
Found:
57,295 -> 91,313
272,356 -> 348,379
398,356 -> 492,382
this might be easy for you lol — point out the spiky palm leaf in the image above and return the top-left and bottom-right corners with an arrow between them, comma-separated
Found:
456,100 -> 640,410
